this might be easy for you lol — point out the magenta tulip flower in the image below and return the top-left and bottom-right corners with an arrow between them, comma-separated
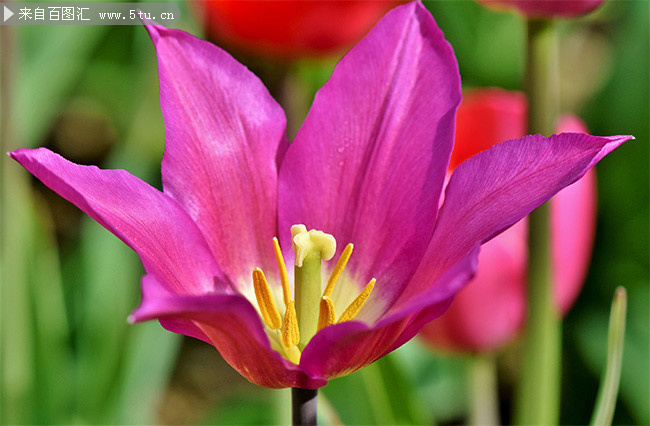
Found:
10,2 -> 630,389
477,0 -> 606,18
420,88 -> 597,352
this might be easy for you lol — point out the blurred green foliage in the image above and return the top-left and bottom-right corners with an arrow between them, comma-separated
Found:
1,0 -> 647,424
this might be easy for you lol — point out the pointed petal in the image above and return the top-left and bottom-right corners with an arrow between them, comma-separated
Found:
10,148 -> 224,294
278,2 -> 461,305
300,248 -> 478,379
420,169 -> 596,352
401,133 -> 631,302
148,25 -> 287,287
130,291 -> 327,389
420,105 -> 598,352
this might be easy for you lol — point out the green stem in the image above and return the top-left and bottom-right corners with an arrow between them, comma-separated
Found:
469,353 -> 500,426
525,19 -> 559,136
514,18 -> 562,426
590,287 -> 627,426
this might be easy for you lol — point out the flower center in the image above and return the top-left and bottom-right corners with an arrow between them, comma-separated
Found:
251,224 -> 375,364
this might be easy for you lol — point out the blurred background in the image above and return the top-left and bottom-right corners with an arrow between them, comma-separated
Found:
1,0 -> 648,424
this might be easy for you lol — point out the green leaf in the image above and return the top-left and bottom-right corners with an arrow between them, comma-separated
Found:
1,158 -> 37,424
590,287 -> 627,426
397,339 -> 470,423
201,389 -> 279,425
322,344 -> 431,425
16,25 -> 109,148
109,323 -> 181,424
74,219 -> 143,422
28,197 -> 72,424
576,283 -> 649,425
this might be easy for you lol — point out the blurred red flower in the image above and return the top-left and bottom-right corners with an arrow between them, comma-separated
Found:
420,88 -> 597,352
194,0 -> 403,58
476,0 -> 605,18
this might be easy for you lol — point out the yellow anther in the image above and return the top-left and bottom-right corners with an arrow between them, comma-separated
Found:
281,299 -> 300,348
286,345 -> 301,364
252,268 -> 282,330
338,278 -> 376,323
272,237 -> 292,306
322,243 -> 354,298
317,296 -> 336,331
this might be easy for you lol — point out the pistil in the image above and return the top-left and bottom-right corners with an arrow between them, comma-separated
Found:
291,224 -> 336,350
251,225 -> 377,363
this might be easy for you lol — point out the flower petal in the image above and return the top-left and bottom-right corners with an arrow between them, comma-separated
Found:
10,148 -> 224,295
420,99 -> 599,352
128,275 -> 213,343
300,248 -> 478,379
148,25 -> 287,288
278,2 -> 461,304
130,290 -> 327,389
423,168 -> 596,352
401,133 -> 631,302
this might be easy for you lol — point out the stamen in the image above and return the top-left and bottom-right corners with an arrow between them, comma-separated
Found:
317,296 -> 336,331
252,268 -> 282,330
281,299 -> 300,348
272,237 -> 292,306
292,224 -> 337,350
322,243 -> 354,298
338,278 -> 376,323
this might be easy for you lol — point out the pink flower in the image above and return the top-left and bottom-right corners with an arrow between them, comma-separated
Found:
477,0 -> 606,18
10,3 -> 629,388
420,88 -> 597,352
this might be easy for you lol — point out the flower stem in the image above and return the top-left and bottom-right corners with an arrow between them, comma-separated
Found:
514,18 -> 561,426
525,19 -> 559,136
469,353 -> 500,426
292,387 -> 318,426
